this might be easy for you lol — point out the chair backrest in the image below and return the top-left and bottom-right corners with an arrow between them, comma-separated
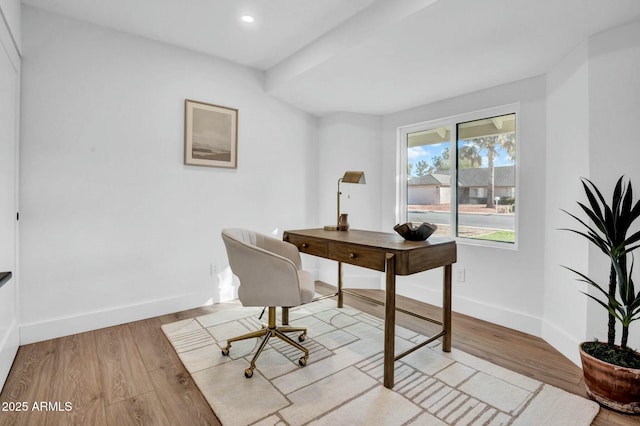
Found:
221,228 -> 305,307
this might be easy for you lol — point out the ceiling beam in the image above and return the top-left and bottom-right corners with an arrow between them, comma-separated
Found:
265,0 -> 440,93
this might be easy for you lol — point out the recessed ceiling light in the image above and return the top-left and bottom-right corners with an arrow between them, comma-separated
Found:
241,15 -> 255,23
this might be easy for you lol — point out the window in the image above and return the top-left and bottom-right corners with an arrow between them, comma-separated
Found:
399,105 -> 518,246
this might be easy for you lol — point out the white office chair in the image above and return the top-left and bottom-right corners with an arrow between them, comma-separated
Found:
221,228 -> 315,378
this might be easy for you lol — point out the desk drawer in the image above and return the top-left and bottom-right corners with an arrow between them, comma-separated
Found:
285,234 -> 328,257
328,243 -> 386,272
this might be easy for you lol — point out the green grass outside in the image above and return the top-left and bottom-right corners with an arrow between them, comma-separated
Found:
472,230 -> 515,243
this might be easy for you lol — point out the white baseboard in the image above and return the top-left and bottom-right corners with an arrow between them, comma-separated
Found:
315,271 -> 543,339
20,292 -> 212,345
542,319 -> 582,366
451,294 -> 542,337
318,276 -> 582,367
396,282 -> 585,367
0,318 -> 19,390
395,281 -> 543,338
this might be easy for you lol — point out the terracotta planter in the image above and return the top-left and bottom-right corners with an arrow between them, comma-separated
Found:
579,342 -> 640,414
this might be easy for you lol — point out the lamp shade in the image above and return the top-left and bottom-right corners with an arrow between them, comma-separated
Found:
341,171 -> 366,184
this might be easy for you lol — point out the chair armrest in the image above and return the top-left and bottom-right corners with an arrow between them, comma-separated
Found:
222,234 -> 304,307
261,236 -> 302,270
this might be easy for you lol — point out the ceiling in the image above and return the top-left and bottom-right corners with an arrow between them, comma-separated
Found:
21,0 -> 640,116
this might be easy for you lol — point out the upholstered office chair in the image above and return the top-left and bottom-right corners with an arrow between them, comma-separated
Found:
221,228 -> 315,378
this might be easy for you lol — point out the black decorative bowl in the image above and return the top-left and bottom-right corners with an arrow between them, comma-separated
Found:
393,222 -> 438,241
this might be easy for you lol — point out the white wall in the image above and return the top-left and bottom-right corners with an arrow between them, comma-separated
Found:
375,18 -> 640,363
19,7 -> 318,343
316,112 -> 383,287
0,0 -> 20,53
586,18 -> 640,350
381,76 -> 547,336
543,41 -> 590,365
317,17 -> 640,365
542,19 -> 640,364
17,4 -> 640,367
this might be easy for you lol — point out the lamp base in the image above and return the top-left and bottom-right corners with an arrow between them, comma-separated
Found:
323,225 -> 339,231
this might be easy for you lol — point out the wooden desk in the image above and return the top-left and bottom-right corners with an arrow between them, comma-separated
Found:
283,228 -> 457,388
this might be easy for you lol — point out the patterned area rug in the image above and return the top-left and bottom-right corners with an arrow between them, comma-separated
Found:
161,300 -> 599,425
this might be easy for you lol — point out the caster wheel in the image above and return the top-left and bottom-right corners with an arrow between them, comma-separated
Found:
244,368 -> 254,378
298,357 -> 307,367
298,334 -> 306,342
221,347 -> 230,356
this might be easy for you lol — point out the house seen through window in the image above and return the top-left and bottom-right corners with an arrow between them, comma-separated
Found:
401,107 -> 517,246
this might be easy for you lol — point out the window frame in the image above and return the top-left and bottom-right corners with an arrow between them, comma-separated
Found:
397,103 -> 520,249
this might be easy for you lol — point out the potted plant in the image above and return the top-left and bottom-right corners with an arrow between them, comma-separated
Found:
562,176 -> 640,414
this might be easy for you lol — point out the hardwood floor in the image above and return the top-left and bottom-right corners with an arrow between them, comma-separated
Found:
0,282 -> 637,425
0,307 -> 226,426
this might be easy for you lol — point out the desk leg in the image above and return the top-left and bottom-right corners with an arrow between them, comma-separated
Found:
337,261 -> 344,308
384,253 -> 396,389
443,264 -> 452,352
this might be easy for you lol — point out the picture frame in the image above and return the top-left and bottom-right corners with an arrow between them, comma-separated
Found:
184,99 -> 238,168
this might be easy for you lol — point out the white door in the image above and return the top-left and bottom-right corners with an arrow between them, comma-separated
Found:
0,18 -> 20,388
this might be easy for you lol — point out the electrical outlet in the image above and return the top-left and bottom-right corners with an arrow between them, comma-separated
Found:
210,263 -> 218,277
456,268 -> 466,282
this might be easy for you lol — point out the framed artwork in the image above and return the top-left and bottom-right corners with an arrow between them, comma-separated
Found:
184,99 -> 238,168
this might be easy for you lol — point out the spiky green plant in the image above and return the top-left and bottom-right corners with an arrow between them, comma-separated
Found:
561,176 -> 640,346
564,254 -> 640,349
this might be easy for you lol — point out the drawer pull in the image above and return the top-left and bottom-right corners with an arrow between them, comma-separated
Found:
349,253 -> 356,259
302,243 -> 309,249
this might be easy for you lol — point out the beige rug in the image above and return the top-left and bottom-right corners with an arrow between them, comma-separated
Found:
161,300 -> 599,426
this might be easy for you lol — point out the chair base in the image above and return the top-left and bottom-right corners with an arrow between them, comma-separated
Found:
221,307 -> 309,378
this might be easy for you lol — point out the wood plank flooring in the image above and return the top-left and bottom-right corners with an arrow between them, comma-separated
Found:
0,282 -> 637,425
